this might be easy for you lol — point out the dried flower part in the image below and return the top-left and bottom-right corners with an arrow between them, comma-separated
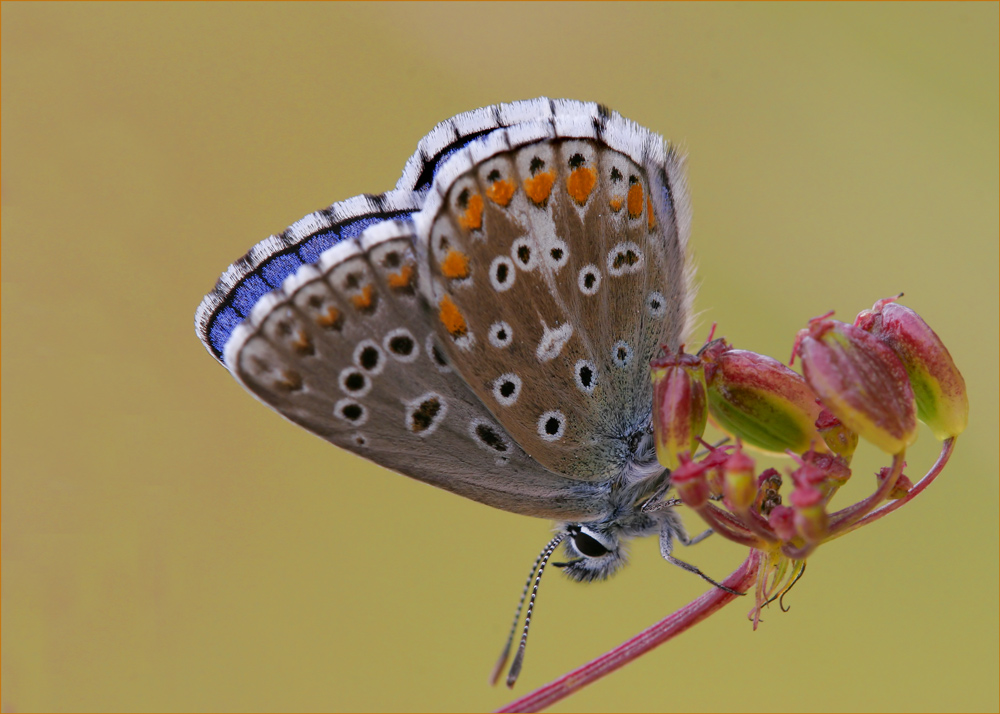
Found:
795,318 -> 917,454
651,350 -> 708,469
856,298 -> 968,441
702,343 -> 826,455
815,409 -> 859,462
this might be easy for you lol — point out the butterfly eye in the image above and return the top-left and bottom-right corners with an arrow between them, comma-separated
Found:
573,531 -> 610,558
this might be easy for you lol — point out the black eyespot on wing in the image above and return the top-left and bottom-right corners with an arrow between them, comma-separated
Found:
568,153 -> 586,169
584,272 -> 596,289
529,156 -> 545,174
342,403 -> 363,421
613,249 -> 639,269
344,372 -> 366,391
550,247 -> 563,261
610,166 -> 623,182
382,251 -> 401,268
475,423 -> 508,452
517,245 -> 531,264
496,262 -> 509,283
411,398 -> 441,432
389,335 -> 414,356
487,168 -> 501,182
579,364 -> 593,388
432,343 -> 448,367
499,380 -> 516,398
359,346 -> 380,370
545,417 -> 560,436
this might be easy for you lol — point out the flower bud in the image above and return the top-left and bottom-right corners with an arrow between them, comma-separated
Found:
723,447 -> 758,513
651,349 -> 708,470
670,458 -> 710,509
815,409 -> 859,462
701,341 -> 826,455
790,485 -> 828,543
856,298 -> 968,440
794,317 -> 917,454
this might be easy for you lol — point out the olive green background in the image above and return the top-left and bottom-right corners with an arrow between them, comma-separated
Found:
2,2 -> 997,712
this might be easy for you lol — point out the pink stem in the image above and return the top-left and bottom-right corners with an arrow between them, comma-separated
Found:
829,437 -> 955,539
827,449 -> 905,532
693,504 -> 761,547
496,551 -> 762,713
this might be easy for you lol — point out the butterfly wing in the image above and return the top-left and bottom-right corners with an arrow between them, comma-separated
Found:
414,101 -> 694,481
197,192 -> 607,521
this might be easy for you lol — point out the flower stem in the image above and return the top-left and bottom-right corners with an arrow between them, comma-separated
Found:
827,437 -> 955,539
496,550 -> 762,713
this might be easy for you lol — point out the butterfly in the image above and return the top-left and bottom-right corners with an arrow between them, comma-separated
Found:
195,98 -> 731,684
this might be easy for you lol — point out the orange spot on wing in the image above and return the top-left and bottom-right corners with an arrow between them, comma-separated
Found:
350,284 -> 377,311
486,179 -> 516,206
438,294 -> 468,337
316,305 -> 343,329
647,196 -> 656,229
386,264 -> 414,290
440,249 -> 470,280
627,183 -> 644,218
457,193 -> 484,230
566,167 -> 597,205
523,170 -> 556,205
609,196 -> 624,212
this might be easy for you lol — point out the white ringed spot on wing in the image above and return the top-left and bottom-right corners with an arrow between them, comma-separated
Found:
353,339 -> 386,375
489,255 -> 516,292
492,373 -> 522,407
404,392 -> 448,436
383,328 -> 419,363
468,418 -> 512,462
544,240 -> 569,271
425,334 -> 452,373
646,291 -> 667,319
338,366 -> 372,397
488,321 -> 513,348
612,340 -> 633,368
511,238 -> 538,271
537,410 -> 566,442
577,264 -> 602,296
607,242 -> 645,277
574,359 -> 597,394
334,398 -> 368,426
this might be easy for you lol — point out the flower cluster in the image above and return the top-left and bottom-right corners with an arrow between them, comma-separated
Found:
651,297 -> 967,624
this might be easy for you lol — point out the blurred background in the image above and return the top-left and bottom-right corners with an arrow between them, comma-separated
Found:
2,3 -> 997,712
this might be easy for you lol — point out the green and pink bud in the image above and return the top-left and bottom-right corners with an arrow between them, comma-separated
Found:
723,446 -> 758,514
790,484 -> 828,544
855,297 -> 968,441
794,316 -> 917,455
701,341 -> 826,455
651,349 -> 708,470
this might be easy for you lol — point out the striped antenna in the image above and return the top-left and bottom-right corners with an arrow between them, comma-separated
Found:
490,533 -> 566,687
504,533 -> 566,688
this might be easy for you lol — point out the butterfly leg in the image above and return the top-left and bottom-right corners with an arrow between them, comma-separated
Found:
658,511 -> 743,595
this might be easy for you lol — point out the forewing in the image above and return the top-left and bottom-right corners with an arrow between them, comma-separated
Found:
414,105 -> 694,481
